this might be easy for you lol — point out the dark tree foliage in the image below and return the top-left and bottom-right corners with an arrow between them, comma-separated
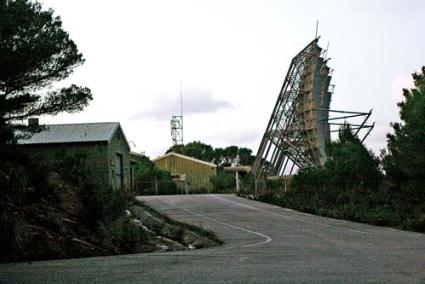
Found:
135,155 -> 177,195
293,124 -> 382,196
237,147 -> 255,166
216,146 -> 254,166
223,146 -> 238,163
324,126 -> 382,191
167,141 -> 255,166
184,141 -> 215,161
212,147 -> 224,163
382,67 -> 425,230
167,141 -> 215,162
210,171 -> 235,193
266,124 -> 387,224
0,0 -> 92,144
383,67 -> 425,186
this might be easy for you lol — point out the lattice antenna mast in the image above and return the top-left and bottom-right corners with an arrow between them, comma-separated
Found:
171,81 -> 184,146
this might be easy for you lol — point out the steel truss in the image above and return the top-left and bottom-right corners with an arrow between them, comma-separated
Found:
252,38 -> 374,179
171,115 -> 183,145
318,109 -> 374,143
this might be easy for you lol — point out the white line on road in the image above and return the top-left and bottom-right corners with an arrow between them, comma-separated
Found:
211,195 -> 372,235
160,199 -> 273,248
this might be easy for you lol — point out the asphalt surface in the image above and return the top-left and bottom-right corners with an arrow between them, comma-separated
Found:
2,194 -> 425,283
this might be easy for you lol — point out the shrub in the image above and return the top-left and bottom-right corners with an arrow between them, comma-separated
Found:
107,216 -> 146,254
210,170 -> 235,193
135,156 -> 177,195
254,124 -> 391,227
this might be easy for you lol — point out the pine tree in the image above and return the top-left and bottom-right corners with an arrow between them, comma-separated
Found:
383,67 -> 425,228
384,67 -> 425,186
0,0 -> 92,144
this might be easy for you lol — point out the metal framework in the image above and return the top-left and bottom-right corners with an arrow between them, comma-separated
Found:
252,38 -> 374,179
171,115 -> 183,145
318,109 -> 374,143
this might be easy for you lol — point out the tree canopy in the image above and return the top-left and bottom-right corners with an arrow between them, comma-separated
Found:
381,67 -> 425,227
134,155 -> 177,195
0,0 -> 92,144
292,124 -> 382,194
324,125 -> 382,190
383,66 -> 425,186
265,124 -> 385,223
167,141 -> 255,166
168,141 -> 215,162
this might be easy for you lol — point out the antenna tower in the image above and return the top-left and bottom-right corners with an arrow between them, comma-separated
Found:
171,81 -> 184,145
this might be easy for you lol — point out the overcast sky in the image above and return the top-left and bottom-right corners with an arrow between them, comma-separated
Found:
40,0 -> 425,158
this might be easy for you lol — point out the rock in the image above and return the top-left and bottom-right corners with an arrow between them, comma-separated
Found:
130,204 -> 221,252
156,244 -> 169,251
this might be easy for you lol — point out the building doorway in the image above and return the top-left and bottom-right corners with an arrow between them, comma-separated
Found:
130,161 -> 136,190
115,153 -> 123,190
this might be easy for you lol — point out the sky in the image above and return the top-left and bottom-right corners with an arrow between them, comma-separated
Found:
39,0 -> 425,159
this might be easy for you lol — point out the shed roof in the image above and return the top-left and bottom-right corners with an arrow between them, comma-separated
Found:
154,152 -> 217,167
224,166 -> 252,173
17,122 -> 129,148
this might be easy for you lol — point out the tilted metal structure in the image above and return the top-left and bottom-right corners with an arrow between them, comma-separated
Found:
252,38 -> 373,178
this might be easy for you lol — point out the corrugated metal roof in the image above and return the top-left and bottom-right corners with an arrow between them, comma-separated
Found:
17,122 -> 122,145
154,152 -> 217,167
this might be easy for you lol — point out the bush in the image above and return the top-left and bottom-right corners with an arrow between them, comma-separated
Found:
210,170 -> 235,193
254,124 -> 394,228
0,150 -> 148,262
107,216 -> 146,254
135,155 -> 177,195
52,151 -> 91,187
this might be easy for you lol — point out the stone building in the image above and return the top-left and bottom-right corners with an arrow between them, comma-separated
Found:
154,152 -> 217,193
18,121 -> 139,190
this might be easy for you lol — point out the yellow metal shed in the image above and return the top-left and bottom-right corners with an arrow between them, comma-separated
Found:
154,152 -> 217,193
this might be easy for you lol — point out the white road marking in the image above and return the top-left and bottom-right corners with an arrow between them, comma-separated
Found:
159,199 -> 273,248
211,195 -> 372,235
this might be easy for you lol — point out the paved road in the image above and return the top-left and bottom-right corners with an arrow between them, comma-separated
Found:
2,194 -> 425,283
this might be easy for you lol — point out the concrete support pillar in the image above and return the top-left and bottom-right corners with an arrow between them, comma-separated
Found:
235,171 -> 240,194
